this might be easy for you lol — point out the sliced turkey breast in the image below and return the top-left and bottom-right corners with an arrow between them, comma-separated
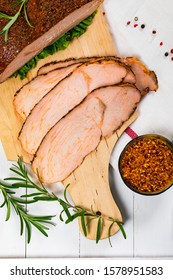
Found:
89,84 -> 141,136
14,63 -> 81,120
32,97 -> 105,183
19,60 -> 131,155
14,57 -> 135,121
37,56 -> 158,95
37,57 -> 94,75
31,84 -> 144,183
119,57 -> 158,95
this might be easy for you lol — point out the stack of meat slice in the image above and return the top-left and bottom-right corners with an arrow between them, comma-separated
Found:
14,56 -> 158,183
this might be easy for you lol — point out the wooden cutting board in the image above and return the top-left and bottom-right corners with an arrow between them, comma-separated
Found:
0,9 -> 137,240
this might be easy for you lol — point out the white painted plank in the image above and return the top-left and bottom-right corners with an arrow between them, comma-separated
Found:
134,190 -> 173,257
0,0 -> 173,259
0,142 -> 25,258
26,184 -> 80,257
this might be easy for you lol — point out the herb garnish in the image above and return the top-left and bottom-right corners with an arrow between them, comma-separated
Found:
0,157 -> 56,243
0,0 -> 31,42
0,157 -> 126,245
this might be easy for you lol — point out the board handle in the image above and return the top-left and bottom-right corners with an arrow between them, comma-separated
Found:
63,111 -> 138,240
64,135 -> 122,240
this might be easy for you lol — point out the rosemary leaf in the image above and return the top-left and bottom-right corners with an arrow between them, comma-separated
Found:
23,2 -> 32,27
21,192 -> 46,198
96,217 -> 102,244
0,180 -> 14,188
108,222 -> 114,247
59,199 -> 72,222
59,209 -> 65,222
64,184 -> 71,204
18,211 -> 24,236
24,219 -> 32,243
33,196 -> 56,202
31,220 -> 49,231
81,212 -> 87,237
9,167 -> 25,177
11,183 -> 36,188
4,178 -> 27,183
0,0 -> 31,42
0,12 -> 13,20
65,211 -> 85,224
6,200 -> 11,221
115,220 -> 127,239
30,221 -> 49,237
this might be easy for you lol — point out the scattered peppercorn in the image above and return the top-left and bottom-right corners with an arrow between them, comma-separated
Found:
141,24 -> 145,29
152,30 -> 157,34
134,24 -> 138,28
134,17 -> 138,21
119,135 -> 173,194
164,52 -> 169,57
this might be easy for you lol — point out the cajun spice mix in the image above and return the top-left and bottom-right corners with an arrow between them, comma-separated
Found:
119,135 -> 173,193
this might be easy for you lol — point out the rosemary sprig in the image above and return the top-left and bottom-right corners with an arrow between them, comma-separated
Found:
0,158 -> 56,243
0,157 -> 126,245
0,0 -> 31,42
56,186 -> 127,246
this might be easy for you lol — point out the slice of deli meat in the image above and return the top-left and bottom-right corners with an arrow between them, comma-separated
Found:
89,84 -> 141,136
32,97 -> 105,183
37,55 -> 158,93
37,57 -> 94,76
14,57 -> 135,121
19,61 -> 131,155
38,56 -> 136,79
0,0 -> 103,83
14,63 -> 81,120
119,57 -> 158,95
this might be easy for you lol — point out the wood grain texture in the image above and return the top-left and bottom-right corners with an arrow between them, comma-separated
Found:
0,9 -> 138,240
64,113 -> 137,240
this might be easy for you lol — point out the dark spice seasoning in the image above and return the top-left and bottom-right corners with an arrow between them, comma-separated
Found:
119,135 -> 173,194
0,0 -> 94,74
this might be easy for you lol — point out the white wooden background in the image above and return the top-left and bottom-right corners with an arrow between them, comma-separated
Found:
0,0 -> 173,258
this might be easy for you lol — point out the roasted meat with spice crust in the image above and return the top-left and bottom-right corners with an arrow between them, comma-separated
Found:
32,97 -> 105,183
18,60 -> 133,155
89,84 -> 141,136
31,84 -> 141,183
0,0 -> 103,82
14,57 -> 135,120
